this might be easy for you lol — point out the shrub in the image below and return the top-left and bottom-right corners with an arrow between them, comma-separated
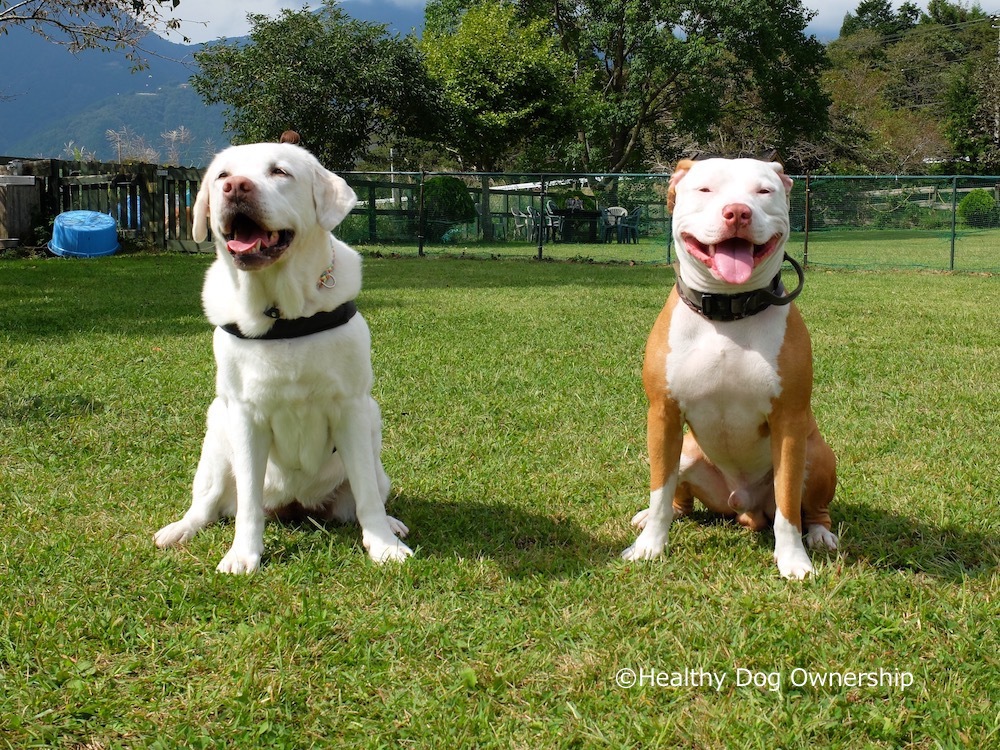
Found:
958,189 -> 999,228
422,176 -> 476,243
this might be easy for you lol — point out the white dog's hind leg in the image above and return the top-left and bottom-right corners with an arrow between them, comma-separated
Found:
328,464 -> 410,539
216,403 -> 270,574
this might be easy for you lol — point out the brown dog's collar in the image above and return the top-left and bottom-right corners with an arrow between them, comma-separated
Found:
220,301 -> 357,340
676,253 -> 804,322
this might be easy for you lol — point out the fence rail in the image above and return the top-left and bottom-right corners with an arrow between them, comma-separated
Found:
2,156 -> 998,272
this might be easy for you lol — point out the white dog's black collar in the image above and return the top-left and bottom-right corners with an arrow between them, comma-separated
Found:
676,253 -> 804,322
220,301 -> 357,339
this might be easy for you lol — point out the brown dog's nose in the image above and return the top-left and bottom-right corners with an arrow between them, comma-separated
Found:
222,176 -> 255,198
722,203 -> 752,229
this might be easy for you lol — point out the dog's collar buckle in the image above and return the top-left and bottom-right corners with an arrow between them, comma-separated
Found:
676,253 -> 805,322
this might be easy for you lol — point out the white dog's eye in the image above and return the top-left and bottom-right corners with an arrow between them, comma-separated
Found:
698,187 -> 711,193
759,187 -> 773,194
217,171 -> 229,180
271,166 -> 290,177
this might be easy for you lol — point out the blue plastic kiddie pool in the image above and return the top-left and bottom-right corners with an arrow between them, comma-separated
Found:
48,211 -> 120,258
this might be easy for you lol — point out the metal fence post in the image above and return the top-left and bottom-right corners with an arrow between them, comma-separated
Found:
950,175 -> 957,271
537,175 -> 545,260
417,170 -> 426,257
803,172 -> 811,268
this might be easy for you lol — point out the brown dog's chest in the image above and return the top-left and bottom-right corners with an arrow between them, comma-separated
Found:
653,300 -> 792,477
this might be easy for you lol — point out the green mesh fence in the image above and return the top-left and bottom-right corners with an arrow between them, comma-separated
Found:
334,172 -> 1000,272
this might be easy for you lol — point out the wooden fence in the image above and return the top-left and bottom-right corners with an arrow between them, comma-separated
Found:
0,157 -> 206,252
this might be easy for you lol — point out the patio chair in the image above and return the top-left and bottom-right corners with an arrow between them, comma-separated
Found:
525,205 -> 559,242
618,206 -> 642,244
600,207 -> 626,243
545,199 -> 564,241
510,206 -> 530,240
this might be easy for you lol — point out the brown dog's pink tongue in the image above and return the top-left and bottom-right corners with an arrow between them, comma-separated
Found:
714,239 -> 754,284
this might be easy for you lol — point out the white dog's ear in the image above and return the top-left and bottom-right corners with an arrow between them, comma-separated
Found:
192,176 -> 211,242
314,167 -> 357,230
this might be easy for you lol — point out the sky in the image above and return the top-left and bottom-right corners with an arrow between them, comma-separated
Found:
165,0 -> 1000,46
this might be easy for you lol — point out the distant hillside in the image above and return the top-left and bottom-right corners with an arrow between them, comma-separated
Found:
0,3 -> 425,166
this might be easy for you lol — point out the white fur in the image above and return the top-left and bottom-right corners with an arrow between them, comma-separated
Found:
773,509 -> 813,579
671,158 -> 792,294
622,484 -> 675,561
667,303 -> 789,481
154,143 -> 411,572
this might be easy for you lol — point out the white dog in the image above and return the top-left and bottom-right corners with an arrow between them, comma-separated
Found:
154,142 -> 412,573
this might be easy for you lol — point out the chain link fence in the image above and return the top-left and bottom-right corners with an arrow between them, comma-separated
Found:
336,171 -> 1000,272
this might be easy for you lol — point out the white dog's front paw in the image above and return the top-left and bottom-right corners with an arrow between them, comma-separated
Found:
622,526 -> 669,561
216,546 -> 262,574
805,525 -> 838,551
365,536 -> 413,564
630,508 -> 651,529
154,519 -> 198,549
774,548 -> 814,580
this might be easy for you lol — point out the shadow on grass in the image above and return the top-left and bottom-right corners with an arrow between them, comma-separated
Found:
731,501 -> 997,581
268,493 -> 620,579
829,500 -> 997,580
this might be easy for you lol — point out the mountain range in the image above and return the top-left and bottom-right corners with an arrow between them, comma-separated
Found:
0,4 -> 426,166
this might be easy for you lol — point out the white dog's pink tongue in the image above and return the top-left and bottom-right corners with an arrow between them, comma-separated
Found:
227,229 -> 277,255
713,239 -> 754,284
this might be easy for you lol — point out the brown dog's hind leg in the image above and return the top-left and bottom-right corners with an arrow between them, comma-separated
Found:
803,427 -> 838,549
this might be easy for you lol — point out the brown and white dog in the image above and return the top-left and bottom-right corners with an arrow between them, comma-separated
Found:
622,157 -> 837,579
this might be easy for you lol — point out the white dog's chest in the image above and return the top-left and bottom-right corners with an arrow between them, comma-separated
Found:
211,326 -> 369,491
666,304 -> 789,476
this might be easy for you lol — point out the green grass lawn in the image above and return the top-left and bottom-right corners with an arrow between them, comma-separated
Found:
1,253 -> 997,748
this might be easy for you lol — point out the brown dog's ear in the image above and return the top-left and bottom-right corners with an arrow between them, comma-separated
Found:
770,162 -> 794,193
192,173 -> 211,242
313,166 -> 357,230
666,158 -> 695,214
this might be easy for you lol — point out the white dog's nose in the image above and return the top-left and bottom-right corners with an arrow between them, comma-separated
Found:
722,203 -> 752,229
222,176 -> 255,199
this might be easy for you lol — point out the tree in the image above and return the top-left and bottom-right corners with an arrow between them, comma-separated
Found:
424,0 -> 829,173
923,0 -> 988,26
191,1 -> 441,171
420,2 -> 580,172
840,0 -> 920,38
161,125 -> 192,166
820,3 -> 997,173
560,0 -> 830,172
0,0 -> 186,69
